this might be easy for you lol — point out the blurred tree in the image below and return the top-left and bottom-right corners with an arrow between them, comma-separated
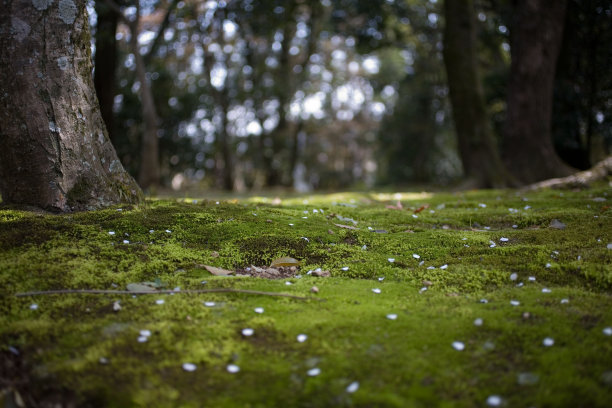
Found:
502,0 -> 573,184
442,0 -> 511,187
0,0 -> 142,211
552,0 -> 611,169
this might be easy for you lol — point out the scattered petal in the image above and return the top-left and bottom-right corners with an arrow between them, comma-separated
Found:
226,364 -> 240,373
510,273 -> 518,281
480,298 -> 488,304
440,264 -> 448,270
346,381 -> 359,393
341,266 -> 349,271
517,372 -> 539,385
242,328 -> 254,337
29,304 -> 38,310
204,301 -> 216,307
549,219 -> 566,230
542,288 -> 551,293
361,245 -> 367,250
108,231 -> 115,235
486,395 -> 502,407
182,363 -> 197,372
419,287 -> 428,293
545,263 -> 552,268
478,203 -> 487,208
452,341 -> 465,351
386,314 -> 398,320
603,327 -> 612,336
560,298 -> 569,304
123,240 -> 130,244
500,237 -> 509,242
489,241 -> 496,248
113,301 -> 121,311
474,318 -> 483,326
285,281 -> 293,286
542,337 -> 555,347
165,229 -> 172,233
307,368 -> 321,376
378,277 -> 385,282
99,357 -> 109,365
254,307 -> 264,314
137,336 -> 148,343
528,276 -> 536,282
372,288 -> 381,294
387,258 -> 395,263
139,330 -> 152,337
155,299 -> 165,305
412,254 -> 421,259
310,286 -> 319,293
510,300 -> 520,306
297,334 -> 308,343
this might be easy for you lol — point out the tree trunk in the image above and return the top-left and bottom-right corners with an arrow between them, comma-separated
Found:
502,0 -> 573,184
0,0 -> 143,212
130,2 -> 160,190
443,0 -> 511,188
94,1 -> 119,145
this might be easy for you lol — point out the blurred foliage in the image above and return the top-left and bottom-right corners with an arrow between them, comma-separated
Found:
93,0 -> 611,191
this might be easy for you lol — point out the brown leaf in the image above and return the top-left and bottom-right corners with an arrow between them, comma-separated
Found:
414,204 -> 429,214
333,223 -> 360,230
204,265 -> 234,276
270,256 -> 300,267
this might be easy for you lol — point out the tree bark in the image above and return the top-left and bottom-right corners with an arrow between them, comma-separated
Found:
443,0 -> 512,188
0,0 -> 143,212
502,0 -> 573,184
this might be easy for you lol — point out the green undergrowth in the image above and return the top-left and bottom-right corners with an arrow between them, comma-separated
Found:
1,185 -> 611,407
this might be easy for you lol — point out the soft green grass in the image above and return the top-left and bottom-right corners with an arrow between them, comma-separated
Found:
1,186 -> 611,407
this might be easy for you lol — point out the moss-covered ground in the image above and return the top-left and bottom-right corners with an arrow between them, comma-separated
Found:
1,186 -> 611,407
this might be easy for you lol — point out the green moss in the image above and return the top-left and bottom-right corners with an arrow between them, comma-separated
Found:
1,186 -> 611,406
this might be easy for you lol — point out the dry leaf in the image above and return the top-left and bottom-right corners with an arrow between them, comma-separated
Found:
270,257 -> 300,267
334,223 -> 360,230
204,265 -> 234,276
414,204 -> 429,214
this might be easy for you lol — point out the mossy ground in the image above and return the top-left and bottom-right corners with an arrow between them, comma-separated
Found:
1,186 -> 611,407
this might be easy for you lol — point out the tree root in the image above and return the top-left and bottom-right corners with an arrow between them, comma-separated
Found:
524,156 -> 612,191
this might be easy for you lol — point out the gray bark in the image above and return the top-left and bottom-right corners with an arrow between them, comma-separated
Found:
0,0 -> 143,212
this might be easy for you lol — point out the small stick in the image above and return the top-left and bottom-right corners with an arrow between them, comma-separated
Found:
15,288 -> 316,301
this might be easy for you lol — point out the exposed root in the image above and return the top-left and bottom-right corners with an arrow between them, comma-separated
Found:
524,156 -> 612,190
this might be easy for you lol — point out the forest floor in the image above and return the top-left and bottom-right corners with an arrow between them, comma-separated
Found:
1,185 -> 611,407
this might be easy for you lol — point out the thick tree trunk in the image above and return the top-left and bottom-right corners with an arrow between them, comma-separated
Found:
443,0 -> 511,188
502,0 -> 573,184
0,0 -> 143,212
94,1 -> 119,145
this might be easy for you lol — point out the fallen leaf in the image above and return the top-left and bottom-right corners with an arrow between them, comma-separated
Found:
270,257 -> 300,267
204,265 -> 234,276
414,204 -> 429,214
334,223 -> 359,230
126,283 -> 157,292
386,200 -> 403,210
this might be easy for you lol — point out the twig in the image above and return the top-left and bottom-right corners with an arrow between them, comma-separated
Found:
15,288 -> 317,301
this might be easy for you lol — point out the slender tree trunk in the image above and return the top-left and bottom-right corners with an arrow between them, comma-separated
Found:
94,1 -> 119,145
130,2 -> 160,190
0,0 -> 143,212
443,0 -> 512,188
502,0 -> 573,184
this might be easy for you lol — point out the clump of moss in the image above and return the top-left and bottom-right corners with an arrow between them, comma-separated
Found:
1,185 -> 611,406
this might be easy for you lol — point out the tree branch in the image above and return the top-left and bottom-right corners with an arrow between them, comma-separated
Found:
143,0 -> 180,65
15,288 -> 319,301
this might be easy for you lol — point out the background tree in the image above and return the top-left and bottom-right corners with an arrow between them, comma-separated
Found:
443,0 -> 511,187
502,0 -> 573,184
0,0 -> 142,211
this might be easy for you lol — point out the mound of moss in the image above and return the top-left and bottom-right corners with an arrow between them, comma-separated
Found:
1,186 -> 611,407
